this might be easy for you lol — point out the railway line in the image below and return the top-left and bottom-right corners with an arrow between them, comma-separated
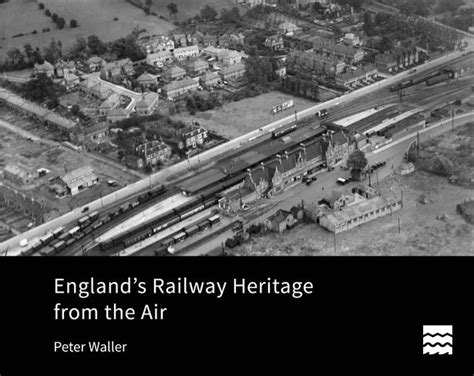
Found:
4,52 -> 474,256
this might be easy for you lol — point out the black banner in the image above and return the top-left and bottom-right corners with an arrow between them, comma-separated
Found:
0,257 -> 471,375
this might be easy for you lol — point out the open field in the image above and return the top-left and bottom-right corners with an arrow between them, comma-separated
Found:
172,91 -> 317,139
0,0 -> 174,59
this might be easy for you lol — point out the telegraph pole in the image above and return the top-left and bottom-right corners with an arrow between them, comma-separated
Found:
398,218 -> 401,234
333,231 -> 336,253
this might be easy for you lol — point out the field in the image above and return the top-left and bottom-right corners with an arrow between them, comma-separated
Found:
172,91 -> 318,139
0,0 -> 174,60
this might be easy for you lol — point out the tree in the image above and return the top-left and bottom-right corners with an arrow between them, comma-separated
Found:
378,36 -> 393,53
56,17 -> 66,29
144,6 -> 151,15
68,36 -> 87,58
146,0 -> 152,6
23,73 -> 57,103
87,35 -> 107,55
6,48 -> 25,68
362,12 -> 373,36
221,7 -> 241,25
167,2 -> 178,18
43,39 -> 62,64
110,34 -> 146,61
45,9 -> 51,17
70,19 -> 78,28
39,3 -> 45,10
346,150 -> 368,180
71,105 -> 81,116
52,13 -> 58,22
23,43 -> 34,62
200,5 -> 217,21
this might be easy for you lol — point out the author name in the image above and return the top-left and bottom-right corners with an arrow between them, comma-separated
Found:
54,341 -> 127,353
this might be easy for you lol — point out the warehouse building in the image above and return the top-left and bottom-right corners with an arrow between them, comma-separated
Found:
59,166 -> 99,196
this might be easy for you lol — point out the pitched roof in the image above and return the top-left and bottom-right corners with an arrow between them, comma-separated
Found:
268,209 -> 293,224
4,163 -> 29,178
164,78 -> 198,92
61,166 -> 96,186
87,56 -> 104,64
165,66 -> 186,76
200,72 -> 219,82
136,92 -> 158,108
34,61 -> 54,71
221,62 -> 246,75
137,73 -> 157,83
187,59 -> 208,70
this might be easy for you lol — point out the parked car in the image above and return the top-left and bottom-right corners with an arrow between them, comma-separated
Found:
336,177 -> 351,185
81,206 -> 89,213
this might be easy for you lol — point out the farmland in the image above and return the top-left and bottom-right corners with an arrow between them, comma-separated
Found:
0,0 -> 174,60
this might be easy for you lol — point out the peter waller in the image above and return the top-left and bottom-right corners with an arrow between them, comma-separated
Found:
54,341 -> 127,353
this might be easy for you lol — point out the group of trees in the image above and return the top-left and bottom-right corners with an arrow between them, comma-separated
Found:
281,76 -> 319,101
186,93 -> 221,115
39,3 -> 78,29
245,56 -> 277,87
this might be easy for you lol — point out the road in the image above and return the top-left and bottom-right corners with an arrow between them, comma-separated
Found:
1,49 -> 471,254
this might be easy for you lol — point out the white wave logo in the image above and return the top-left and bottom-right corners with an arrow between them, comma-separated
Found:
423,325 -> 453,355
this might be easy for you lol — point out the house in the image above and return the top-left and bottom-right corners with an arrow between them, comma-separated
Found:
219,63 -> 246,81
163,78 -> 199,99
290,205 -> 304,221
172,33 -> 187,47
138,34 -> 174,54
164,66 -> 186,81
194,31 -> 218,47
55,60 -> 76,78
319,190 -> 356,210
173,45 -> 200,61
264,209 -> 296,233
136,73 -> 158,89
343,33 -> 360,46
135,92 -> 159,116
319,192 -> 402,233
199,72 -> 221,88
178,126 -> 208,149
220,33 -> 245,48
222,50 -> 244,66
71,122 -> 110,146
186,59 -> 209,76
86,56 -> 106,72
99,93 -> 121,116
135,140 -> 172,165
375,53 -> 397,74
145,50 -> 173,67
106,108 -> 131,124
2,164 -> 34,186
63,73 -> 80,90
264,35 -> 285,51
124,154 -> 144,170
279,21 -> 300,35
59,166 -> 99,196
334,64 -> 378,87
33,61 -> 54,77
313,40 -> 365,63
323,131 -> 355,167
202,46 -> 227,61
100,58 -> 134,81
89,83 -> 113,100
351,185 -> 380,199
288,51 -> 346,74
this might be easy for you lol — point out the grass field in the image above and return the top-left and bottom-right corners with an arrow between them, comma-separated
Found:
172,91 -> 318,139
0,0 -> 174,59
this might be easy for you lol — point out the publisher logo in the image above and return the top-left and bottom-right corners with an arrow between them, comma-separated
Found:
423,325 -> 453,355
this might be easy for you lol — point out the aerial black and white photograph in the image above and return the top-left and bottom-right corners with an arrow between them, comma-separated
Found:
0,0 -> 472,256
